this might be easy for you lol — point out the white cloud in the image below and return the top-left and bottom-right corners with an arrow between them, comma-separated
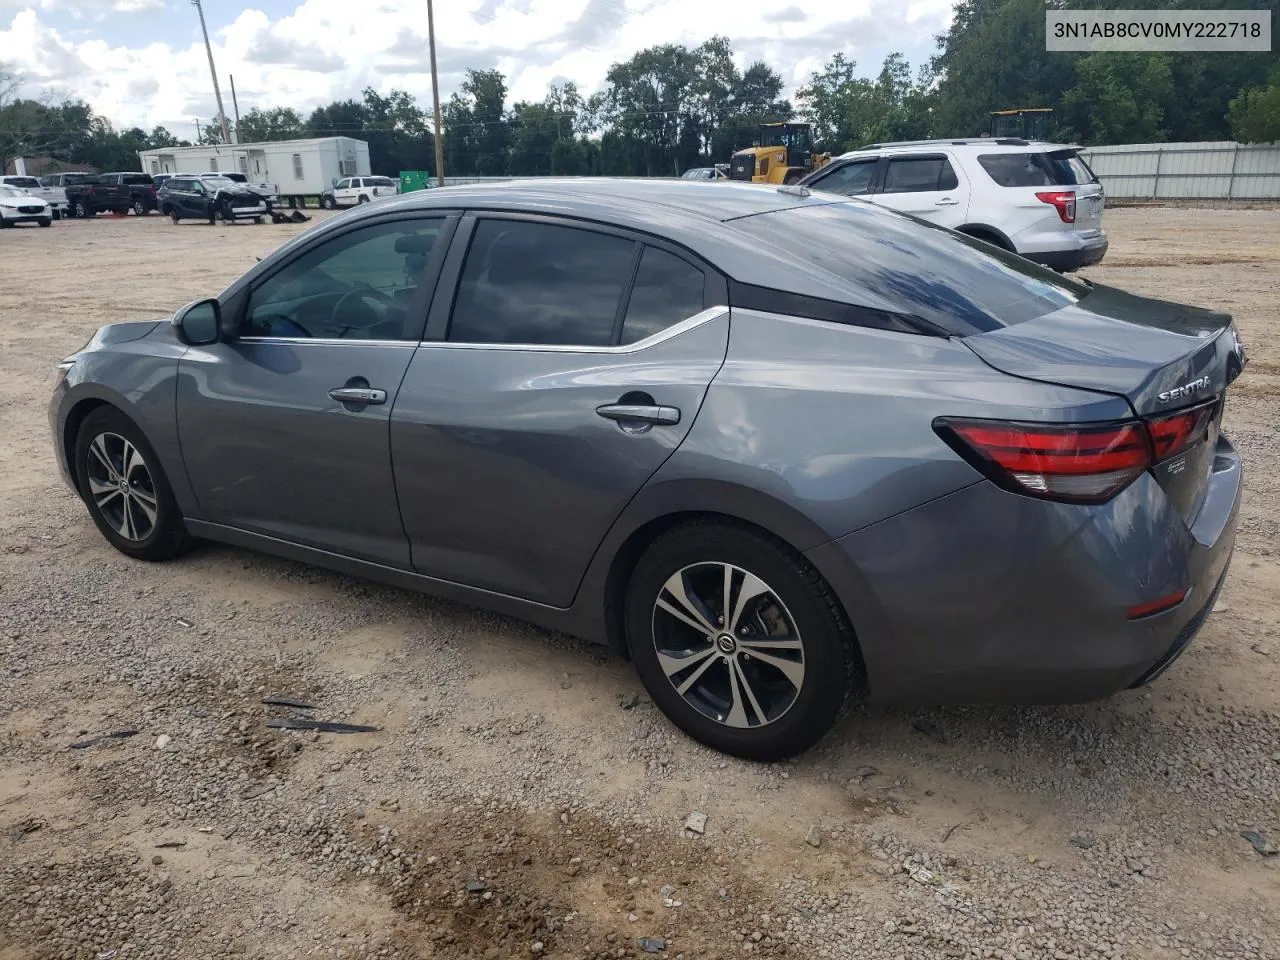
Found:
0,0 -> 953,134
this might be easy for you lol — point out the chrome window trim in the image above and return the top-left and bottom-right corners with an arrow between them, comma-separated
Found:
434,306 -> 728,354
236,337 -> 420,348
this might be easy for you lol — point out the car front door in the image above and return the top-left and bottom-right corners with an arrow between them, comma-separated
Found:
176,213 -> 454,566
803,157 -> 882,199
871,153 -> 969,228
335,179 -> 354,205
390,214 -> 730,607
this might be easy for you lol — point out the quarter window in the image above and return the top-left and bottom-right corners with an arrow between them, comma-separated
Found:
620,247 -> 705,345
244,218 -> 444,341
448,219 -> 635,346
882,156 -> 959,193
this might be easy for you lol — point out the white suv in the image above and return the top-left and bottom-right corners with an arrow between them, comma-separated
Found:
799,139 -> 1107,272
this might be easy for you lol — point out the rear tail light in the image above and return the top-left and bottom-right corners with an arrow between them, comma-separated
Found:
1035,190 -> 1076,223
87,186 -> 96,196
1147,400 -> 1215,462
934,418 -> 1149,504
936,399 -> 1221,505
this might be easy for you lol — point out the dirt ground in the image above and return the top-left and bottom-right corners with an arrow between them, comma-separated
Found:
1,207 -> 1278,960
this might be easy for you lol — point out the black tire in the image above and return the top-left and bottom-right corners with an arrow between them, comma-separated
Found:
133,199 -> 148,216
167,207 -> 180,224
253,216 -> 263,224
958,229 -> 1010,252
321,195 -> 335,210
625,519 -> 859,761
73,407 -> 190,562
358,194 -> 370,204
38,218 -> 52,227
72,199 -> 90,218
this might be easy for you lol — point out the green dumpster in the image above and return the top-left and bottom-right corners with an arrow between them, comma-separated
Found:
399,170 -> 433,193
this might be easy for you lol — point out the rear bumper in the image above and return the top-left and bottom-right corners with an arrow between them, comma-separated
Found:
1023,237 -> 1109,272
806,434 -> 1242,705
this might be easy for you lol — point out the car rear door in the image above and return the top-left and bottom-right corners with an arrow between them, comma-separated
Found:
176,213 -> 456,566
871,153 -> 969,227
390,213 -> 730,607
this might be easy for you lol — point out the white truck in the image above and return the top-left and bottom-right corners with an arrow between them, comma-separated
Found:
0,175 -> 68,219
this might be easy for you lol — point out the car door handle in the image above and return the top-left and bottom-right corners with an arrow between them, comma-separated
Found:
329,387 -> 387,404
935,197 -> 960,206
595,403 -> 681,426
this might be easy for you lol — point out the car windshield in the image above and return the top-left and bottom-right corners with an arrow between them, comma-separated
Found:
5,177 -> 39,188
729,199 -> 1091,336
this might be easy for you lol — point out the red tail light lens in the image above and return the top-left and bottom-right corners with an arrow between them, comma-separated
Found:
1127,587 -> 1189,620
934,418 -> 1150,504
1035,190 -> 1076,223
1147,401 -> 1215,462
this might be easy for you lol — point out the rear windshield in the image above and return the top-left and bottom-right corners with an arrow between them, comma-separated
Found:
65,174 -> 99,185
4,177 -> 39,188
729,200 -> 1090,336
978,150 -> 1097,187
120,174 -> 153,184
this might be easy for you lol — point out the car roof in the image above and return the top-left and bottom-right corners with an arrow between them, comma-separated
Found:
370,178 -> 835,226
836,139 -> 1081,159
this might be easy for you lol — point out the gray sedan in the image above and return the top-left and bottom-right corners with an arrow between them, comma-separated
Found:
49,179 -> 1245,760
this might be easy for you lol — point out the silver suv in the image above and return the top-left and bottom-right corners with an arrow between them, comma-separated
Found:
799,138 -> 1107,272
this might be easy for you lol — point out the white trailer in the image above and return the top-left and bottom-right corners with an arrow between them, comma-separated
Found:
138,137 -> 371,207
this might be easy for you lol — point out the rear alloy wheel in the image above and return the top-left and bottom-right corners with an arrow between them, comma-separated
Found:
72,199 -> 90,218
358,194 -> 370,203
133,199 -> 148,216
74,407 -> 189,561
626,520 -> 858,760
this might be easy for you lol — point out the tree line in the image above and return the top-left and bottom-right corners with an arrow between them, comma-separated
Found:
3,0 -> 1278,179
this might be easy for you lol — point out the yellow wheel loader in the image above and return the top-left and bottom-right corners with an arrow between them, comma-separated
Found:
727,123 -> 832,185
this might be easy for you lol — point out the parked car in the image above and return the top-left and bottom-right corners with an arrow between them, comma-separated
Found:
98,172 -> 159,215
0,184 -> 52,226
0,175 -> 68,218
320,176 -> 399,209
202,171 -> 279,207
49,179 -> 1244,760
681,165 -> 728,181
157,175 -> 268,224
152,174 -> 174,190
39,173 -> 131,218
799,138 -> 1107,272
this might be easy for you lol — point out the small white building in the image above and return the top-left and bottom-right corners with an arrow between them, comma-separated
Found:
138,137 -> 371,204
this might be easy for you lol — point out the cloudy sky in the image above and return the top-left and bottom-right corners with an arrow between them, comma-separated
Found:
0,0 -> 954,137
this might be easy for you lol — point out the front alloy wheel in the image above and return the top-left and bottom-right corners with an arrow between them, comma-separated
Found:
74,407 -> 189,561
653,563 -> 805,729
84,432 -> 158,542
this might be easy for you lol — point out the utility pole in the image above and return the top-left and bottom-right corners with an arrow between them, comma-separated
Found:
195,118 -> 202,141
191,0 -> 231,145
426,0 -> 446,186
229,74 -> 241,144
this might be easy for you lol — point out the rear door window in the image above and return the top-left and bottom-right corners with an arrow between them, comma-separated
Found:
882,156 -> 959,193
448,219 -> 635,346
978,151 -> 1097,187
620,247 -> 706,345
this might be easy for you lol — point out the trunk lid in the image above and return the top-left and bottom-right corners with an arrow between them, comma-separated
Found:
962,283 -> 1246,519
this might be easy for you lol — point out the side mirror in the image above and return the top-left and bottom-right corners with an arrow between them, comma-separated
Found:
172,298 -> 221,346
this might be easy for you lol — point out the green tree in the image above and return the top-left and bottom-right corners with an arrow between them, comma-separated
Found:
235,107 -> 304,142
601,43 -> 700,175
1060,52 -> 1173,144
1229,66 -> 1280,143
